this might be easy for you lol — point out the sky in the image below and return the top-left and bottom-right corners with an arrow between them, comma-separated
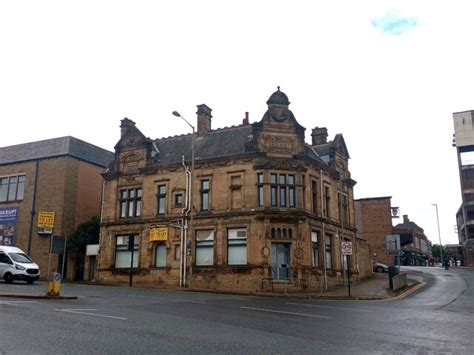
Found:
1,0 -> 473,245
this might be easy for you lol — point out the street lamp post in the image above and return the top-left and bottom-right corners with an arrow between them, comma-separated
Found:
432,203 -> 444,263
173,111 -> 195,288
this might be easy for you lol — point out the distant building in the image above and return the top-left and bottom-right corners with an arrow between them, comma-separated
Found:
394,215 -> 433,266
453,110 -> 474,266
0,137 -> 113,280
355,198 -> 432,266
97,88 -> 372,293
354,196 -> 396,266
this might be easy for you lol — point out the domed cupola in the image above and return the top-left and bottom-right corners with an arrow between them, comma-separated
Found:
266,86 -> 290,106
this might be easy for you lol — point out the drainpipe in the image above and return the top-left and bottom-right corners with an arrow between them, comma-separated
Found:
96,177 -> 106,282
320,169 -> 327,290
27,159 -> 39,256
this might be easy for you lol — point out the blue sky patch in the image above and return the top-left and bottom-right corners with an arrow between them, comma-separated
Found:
371,10 -> 419,35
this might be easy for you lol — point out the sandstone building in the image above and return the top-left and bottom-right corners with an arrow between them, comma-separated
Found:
0,137 -> 113,280
98,89 -> 371,292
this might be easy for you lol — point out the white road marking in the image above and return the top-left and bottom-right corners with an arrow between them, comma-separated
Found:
240,306 -> 331,319
285,302 -> 373,312
0,300 -> 37,306
55,308 -> 126,320
185,300 -> 206,304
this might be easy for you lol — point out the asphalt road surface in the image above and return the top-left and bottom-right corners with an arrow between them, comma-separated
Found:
1,266 -> 472,354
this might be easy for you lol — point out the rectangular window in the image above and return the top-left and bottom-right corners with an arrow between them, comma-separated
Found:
0,175 -> 25,202
157,185 -> 167,215
201,180 -> 210,211
115,235 -> 139,268
288,175 -> 295,208
174,193 -> 183,207
195,230 -> 214,266
324,185 -> 330,218
228,228 -> 247,265
270,173 -> 296,208
119,188 -> 142,218
343,195 -> 349,224
311,180 -> 318,213
257,173 -> 264,207
325,235 -> 332,269
311,231 -> 319,267
270,174 -> 277,207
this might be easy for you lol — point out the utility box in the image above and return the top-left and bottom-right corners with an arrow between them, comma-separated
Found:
388,266 -> 399,290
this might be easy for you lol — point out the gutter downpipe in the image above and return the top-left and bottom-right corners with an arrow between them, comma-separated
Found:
320,169 -> 327,290
97,177 -> 106,282
27,159 -> 40,256
181,156 -> 191,288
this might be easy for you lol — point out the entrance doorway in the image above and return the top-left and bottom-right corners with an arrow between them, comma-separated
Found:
271,243 -> 291,280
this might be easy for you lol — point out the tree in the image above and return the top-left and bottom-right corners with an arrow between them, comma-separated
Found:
67,216 -> 100,253
431,244 -> 443,260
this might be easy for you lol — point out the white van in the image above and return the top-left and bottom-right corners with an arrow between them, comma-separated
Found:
0,246 -> 40,284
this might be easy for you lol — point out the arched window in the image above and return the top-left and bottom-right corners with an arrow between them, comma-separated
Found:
155,243 -> 167,267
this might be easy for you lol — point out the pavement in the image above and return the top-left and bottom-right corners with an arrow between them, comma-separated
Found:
0,270 -> 424,301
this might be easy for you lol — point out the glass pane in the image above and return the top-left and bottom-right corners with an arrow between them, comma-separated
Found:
16,177 -> 25,200
202,192 -> 209,210
271,187 -> 277,206
0,178 -> 8,202
120,202 -> 127,218
270,174 -> 277,184
8,176 -> 17,201
128,201 -> 134,217
155,244 -> 166,267
279,175 -> 285,184
289,188 -> 295,207
158,197 -> 165,214
115,251 -> 138,268
201,180 -> 209,190
136,200 -> 141,217
288,175 -> 295,185
311,232 -> 318,242
257,173 -> 264,184
196,246 -> 213,265
280,187 -> 286,206
159,185 -> 166,194
196,230 -> 214,241
258,187 -> 264,206
137,188 -> 142,197
129,189 -> 135,198
228,245 -> 247,265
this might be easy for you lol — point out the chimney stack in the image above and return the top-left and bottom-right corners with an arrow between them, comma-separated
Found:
403,215 -> 409,223
196,104 -> 212,137
243,112 -> 249,126
311,127 -> 328,145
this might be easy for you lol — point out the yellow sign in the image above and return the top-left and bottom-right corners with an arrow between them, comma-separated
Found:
37,212 -> 55,228
149,226 -> 168,241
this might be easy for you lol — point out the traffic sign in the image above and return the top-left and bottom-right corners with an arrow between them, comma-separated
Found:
341,241 -> 353,255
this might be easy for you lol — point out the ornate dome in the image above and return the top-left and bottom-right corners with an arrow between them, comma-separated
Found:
266,86 -> 290,106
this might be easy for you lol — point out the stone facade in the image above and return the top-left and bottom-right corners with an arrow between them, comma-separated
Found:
98,89 -> 369,293
0,137 -> 113,280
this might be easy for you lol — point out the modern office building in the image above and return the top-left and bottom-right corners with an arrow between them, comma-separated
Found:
453,110 -> 474,266
0,136 -> 113,279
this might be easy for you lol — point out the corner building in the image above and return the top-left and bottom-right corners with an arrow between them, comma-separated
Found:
98,89 -> 368,292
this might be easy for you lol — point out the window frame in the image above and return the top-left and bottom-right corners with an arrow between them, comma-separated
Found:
157,184 -> 167,215
154,243 -> 167,267
200,179 -> 210,211
195,230 -> 214,266
257,173 -> 264,207
119,188 -> 142,219
325,234 -> 332,269
0,175 -> 25,203
227,228 -> 247,265
115,235 -> 139,269
311,231 -> 319,268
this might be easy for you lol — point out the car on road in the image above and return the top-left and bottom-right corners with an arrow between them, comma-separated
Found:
373,261 -> 389,273
0,246 -> 40,284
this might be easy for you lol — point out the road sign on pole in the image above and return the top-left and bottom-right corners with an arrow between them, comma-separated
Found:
341,241 -> 353,255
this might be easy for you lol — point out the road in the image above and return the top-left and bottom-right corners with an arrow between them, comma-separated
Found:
1,266 -> 472,354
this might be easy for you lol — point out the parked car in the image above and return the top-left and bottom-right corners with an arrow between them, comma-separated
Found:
373,261 -> 389,273
0,246 -> 40,284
